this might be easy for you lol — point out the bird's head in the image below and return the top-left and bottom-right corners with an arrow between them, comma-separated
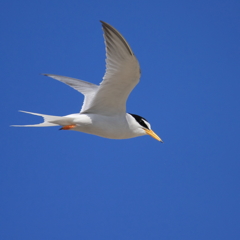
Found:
128,113 -> 163,142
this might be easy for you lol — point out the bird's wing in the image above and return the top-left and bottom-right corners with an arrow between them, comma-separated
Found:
82,21 -> 141,116
42,74 -> 99,112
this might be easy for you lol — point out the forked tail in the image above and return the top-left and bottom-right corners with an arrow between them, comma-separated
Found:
11,110 -> 62,127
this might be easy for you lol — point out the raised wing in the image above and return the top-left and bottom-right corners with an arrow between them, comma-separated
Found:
42,74 -> 99,112
82,21 -> 141,116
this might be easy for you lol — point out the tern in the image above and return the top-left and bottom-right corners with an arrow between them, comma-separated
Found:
13,21 -> 163,142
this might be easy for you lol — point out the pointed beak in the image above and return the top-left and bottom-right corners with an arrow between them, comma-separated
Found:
144,129 -> 163,142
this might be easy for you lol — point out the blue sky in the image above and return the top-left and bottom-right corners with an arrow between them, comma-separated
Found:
1,0 -> 240,239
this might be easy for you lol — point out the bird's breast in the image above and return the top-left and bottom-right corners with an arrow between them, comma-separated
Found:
71,114 -> 132,139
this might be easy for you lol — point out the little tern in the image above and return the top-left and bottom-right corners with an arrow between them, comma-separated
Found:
13,21 -> 163,142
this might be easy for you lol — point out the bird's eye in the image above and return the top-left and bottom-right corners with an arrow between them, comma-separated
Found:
141,119 -> 151,130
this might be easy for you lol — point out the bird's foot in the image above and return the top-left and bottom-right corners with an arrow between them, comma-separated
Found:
59,124 -> 76,130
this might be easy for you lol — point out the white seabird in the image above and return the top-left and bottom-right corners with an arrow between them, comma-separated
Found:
13,21 -> 163,142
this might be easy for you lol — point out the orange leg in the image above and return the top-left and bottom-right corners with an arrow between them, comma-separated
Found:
59,124 -> 76,130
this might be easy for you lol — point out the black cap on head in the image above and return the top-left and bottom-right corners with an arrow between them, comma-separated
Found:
129,113 -> 150,129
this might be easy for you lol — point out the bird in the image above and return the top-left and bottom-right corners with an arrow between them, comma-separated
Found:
12,21 -> 163,142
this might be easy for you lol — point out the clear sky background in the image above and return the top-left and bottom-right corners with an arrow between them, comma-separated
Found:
1,0 -> 240,239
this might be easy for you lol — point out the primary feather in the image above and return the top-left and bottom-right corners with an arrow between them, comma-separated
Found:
42,74 -> 99,112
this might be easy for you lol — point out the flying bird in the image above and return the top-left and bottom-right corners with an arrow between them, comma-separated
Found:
13,21 -> 163,142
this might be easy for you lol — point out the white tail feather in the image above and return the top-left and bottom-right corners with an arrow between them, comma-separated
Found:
11,110 -> 61,127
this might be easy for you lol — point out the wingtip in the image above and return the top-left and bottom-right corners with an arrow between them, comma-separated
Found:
18,110 -> 30,113
100,20 -> 110,27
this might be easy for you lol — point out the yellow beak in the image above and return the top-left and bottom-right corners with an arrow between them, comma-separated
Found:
144,129 -> 163,142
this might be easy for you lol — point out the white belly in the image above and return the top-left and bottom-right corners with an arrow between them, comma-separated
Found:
64,113 -> 137,139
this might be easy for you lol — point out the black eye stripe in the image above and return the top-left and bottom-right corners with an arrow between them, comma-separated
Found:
129,113 -> 149,129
